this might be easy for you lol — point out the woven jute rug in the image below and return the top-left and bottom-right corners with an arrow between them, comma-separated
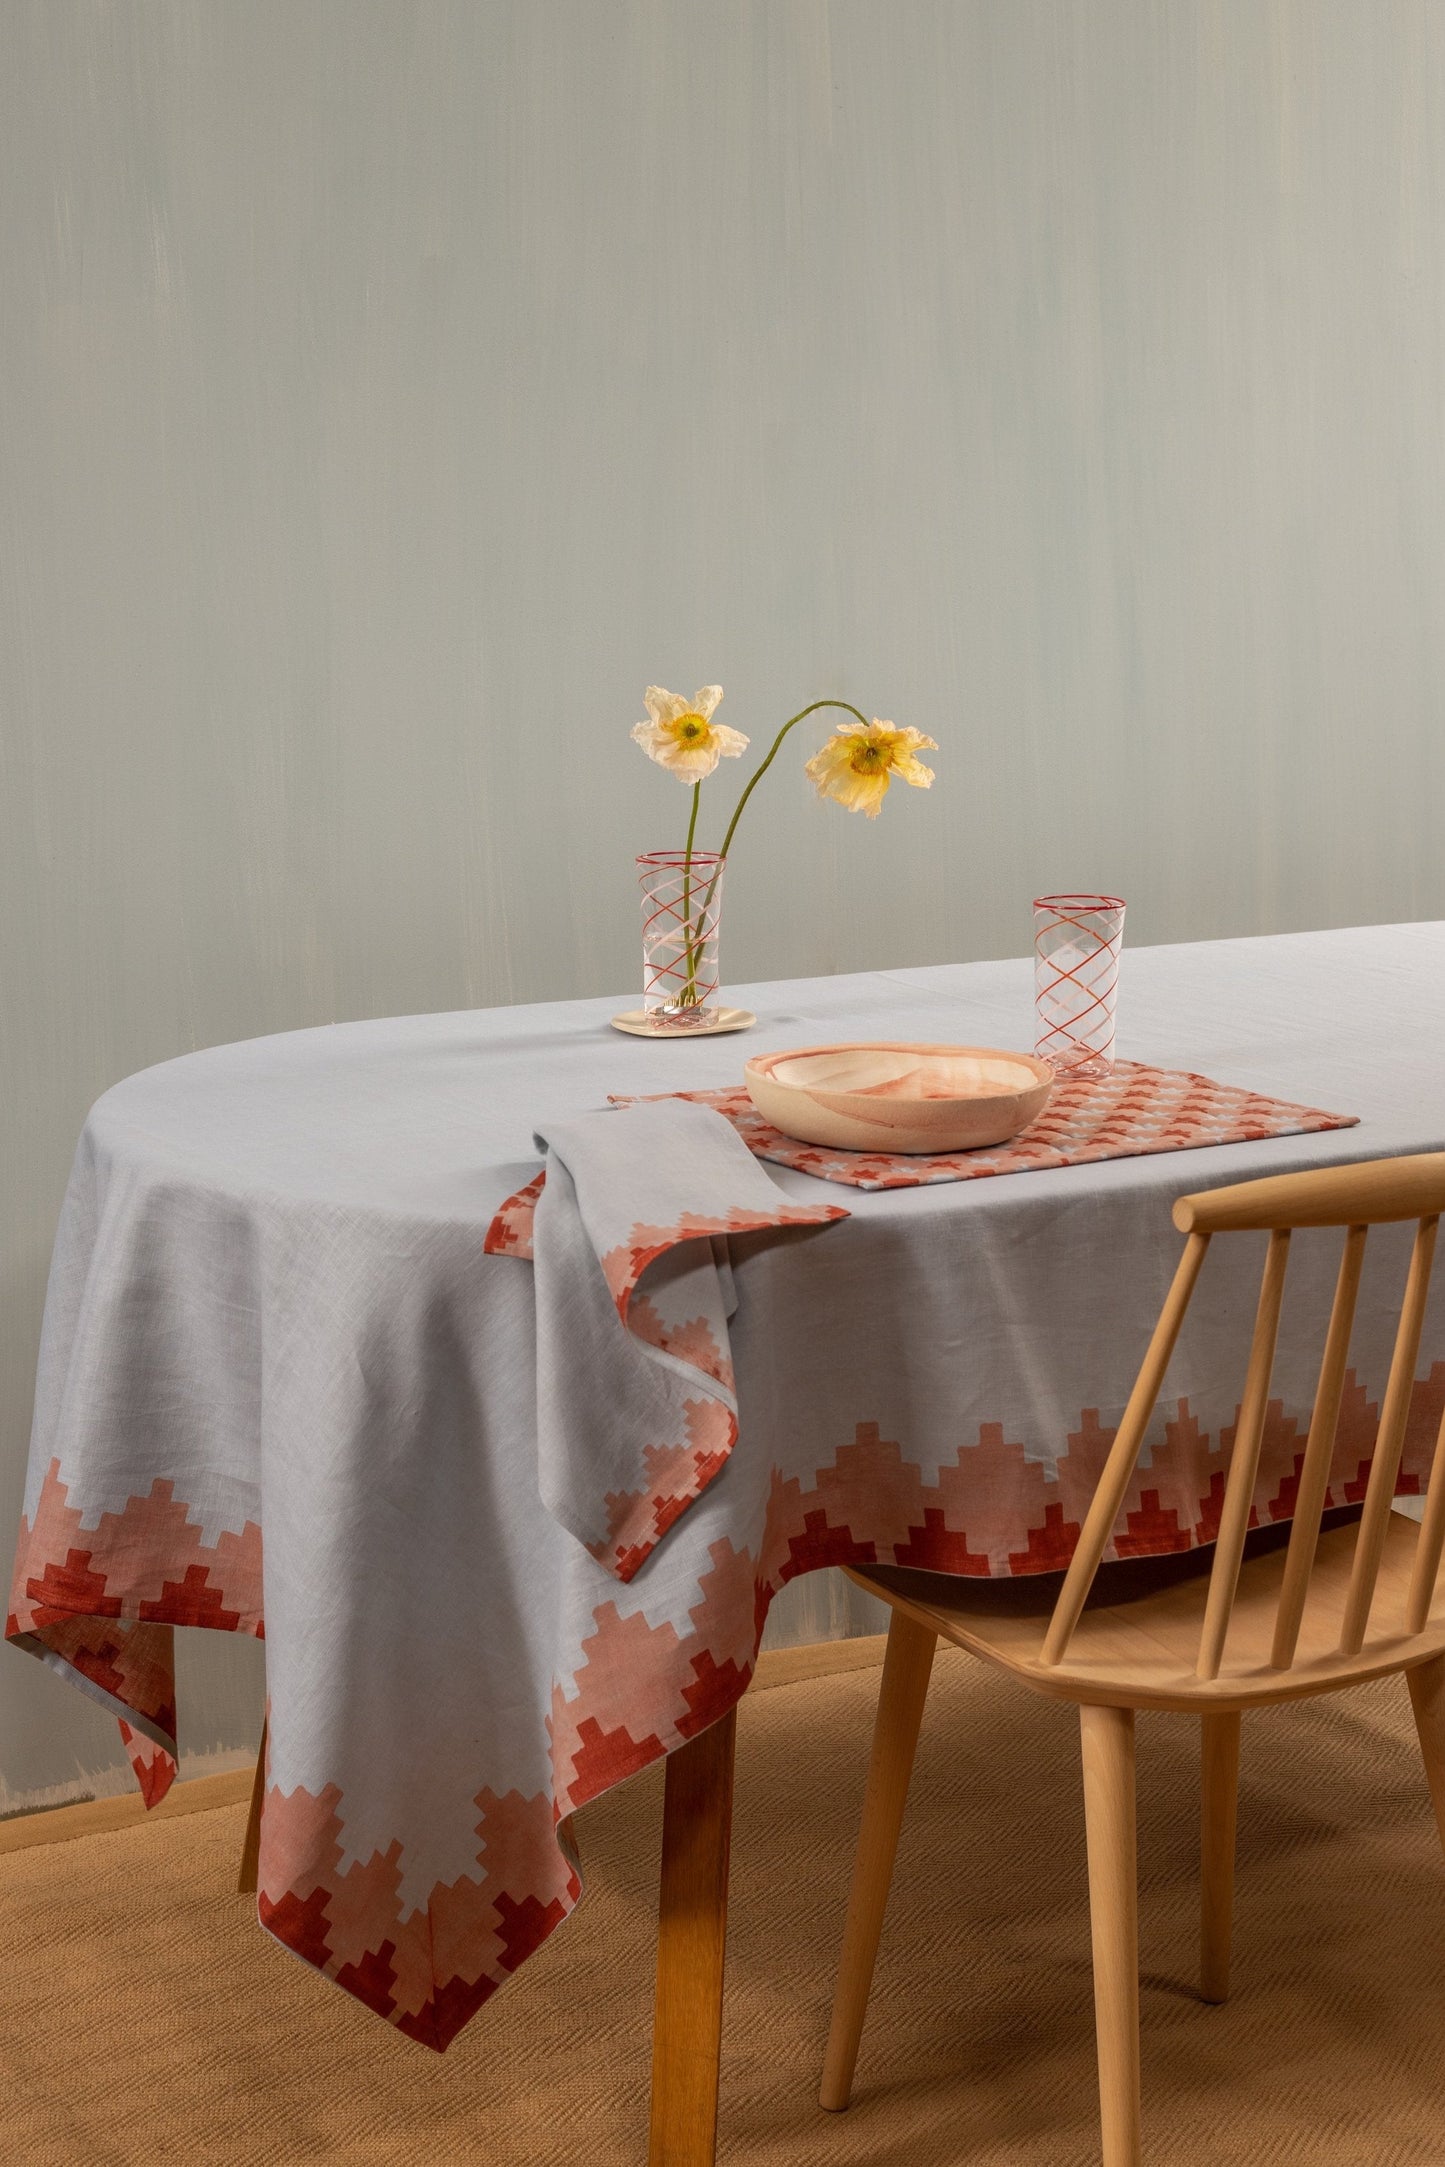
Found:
2,1648 -> 1442,2164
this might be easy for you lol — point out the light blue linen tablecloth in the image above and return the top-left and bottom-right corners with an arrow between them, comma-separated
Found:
9,923 -> 1445,2048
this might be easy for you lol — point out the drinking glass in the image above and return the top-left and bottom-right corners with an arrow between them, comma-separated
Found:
1033,894 -> 1126,1079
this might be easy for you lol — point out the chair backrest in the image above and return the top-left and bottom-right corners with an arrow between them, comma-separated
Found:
1039,1151 -> 1445,1677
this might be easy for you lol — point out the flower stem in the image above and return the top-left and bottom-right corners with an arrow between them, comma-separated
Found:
680,781 -> 701,1006
700,699 -> 870,922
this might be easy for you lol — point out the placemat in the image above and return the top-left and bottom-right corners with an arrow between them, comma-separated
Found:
623,1060 -> 1358,1190
486,1062 -> 1357,1258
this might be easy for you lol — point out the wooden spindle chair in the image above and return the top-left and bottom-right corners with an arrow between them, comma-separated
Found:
819,1152 -> 1445,2166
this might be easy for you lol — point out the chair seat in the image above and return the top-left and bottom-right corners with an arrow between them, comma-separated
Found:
849,1515 -> 1445,1710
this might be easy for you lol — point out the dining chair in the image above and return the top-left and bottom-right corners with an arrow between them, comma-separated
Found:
819,1151 -> 1445,2166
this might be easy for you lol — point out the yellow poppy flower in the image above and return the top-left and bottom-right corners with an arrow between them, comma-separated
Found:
804,719 -> 938,818
631,686 -> 750,783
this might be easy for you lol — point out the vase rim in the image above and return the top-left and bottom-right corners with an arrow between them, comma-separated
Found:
1032,892 -> 1126,913
637,849 -> 726,868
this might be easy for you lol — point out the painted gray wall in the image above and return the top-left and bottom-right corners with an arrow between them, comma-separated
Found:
4,0 -> 1445,1807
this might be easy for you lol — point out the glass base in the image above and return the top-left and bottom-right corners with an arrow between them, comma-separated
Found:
645,1003 -> 722,1031
1040,1049 -> 1115,1082
611,1007 -> 755,1039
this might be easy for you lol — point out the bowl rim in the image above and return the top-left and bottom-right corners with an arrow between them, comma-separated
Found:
744,1040 -> 1056,1097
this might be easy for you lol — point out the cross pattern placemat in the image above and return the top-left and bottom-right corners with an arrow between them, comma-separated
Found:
612,1060 -> 1358,1192
486,1063 -> 1359,1254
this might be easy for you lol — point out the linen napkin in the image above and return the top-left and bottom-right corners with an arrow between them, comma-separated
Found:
488,1099 -> 848,1581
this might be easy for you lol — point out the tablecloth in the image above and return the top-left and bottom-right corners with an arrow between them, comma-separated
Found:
9,924 -> 1445,2049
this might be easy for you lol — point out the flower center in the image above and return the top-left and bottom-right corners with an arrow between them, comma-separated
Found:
674,714 -> 707,741
850,742 -> 887,773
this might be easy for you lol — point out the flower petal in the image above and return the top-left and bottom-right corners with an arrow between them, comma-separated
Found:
804,735 -> 889,816
709,724 -> 750,758
691,685 -> 724,722
891,753 -> 935,788
666,742 -> 723,780
644,686 -> 689,726
631,718 -> 669,756
827,767 -> 889,816
631,717 -> 700,777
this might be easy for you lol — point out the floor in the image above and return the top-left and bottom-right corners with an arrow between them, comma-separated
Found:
3,1647 -> 1443,2164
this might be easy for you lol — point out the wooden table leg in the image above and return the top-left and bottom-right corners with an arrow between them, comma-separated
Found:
237,1714 -> 267,1896
648,1705 -> 737,2167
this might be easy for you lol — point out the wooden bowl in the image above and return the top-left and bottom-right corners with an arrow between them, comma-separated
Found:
743,1041 -> 1055,1155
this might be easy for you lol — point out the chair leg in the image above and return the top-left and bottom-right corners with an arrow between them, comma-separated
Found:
647,1706 -> 737,2167
237,1714 -> 267,1897
819,1610 -> 937,2112
1080,1703 -> 1142,2167
1199,1710 -> 1241,2003
1407,1654 -> 1445,1859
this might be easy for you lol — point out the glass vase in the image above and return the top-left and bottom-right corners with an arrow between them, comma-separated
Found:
1033,893 -> 1126,1080
637,851 -> 726,1029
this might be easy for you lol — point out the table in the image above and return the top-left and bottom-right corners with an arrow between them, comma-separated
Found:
9,925 -> 1445,2157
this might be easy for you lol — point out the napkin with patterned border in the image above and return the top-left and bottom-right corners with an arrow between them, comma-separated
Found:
488,1098 -> 847,1580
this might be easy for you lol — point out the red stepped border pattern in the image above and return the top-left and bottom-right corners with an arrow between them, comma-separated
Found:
6,1360 -> 1437,2051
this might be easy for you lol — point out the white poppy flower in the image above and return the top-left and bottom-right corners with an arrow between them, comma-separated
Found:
630,686 -> 750,782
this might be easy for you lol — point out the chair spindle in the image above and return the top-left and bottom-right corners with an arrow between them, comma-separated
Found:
1041,1231 -> 1211,1669
1197,1230 -> 1291,1682
1339,1215 -> 1439,1657
1270,1225 -> 1368,1671
1405,1400 -> 1445,1635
